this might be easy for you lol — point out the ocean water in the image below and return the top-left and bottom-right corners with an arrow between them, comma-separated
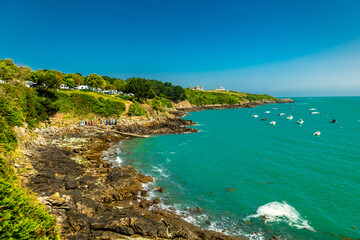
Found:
117,97 -> 360,240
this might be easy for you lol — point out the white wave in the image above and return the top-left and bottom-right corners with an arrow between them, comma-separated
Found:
152,166 -> 169,178
115,156 -> 123,165
246,201 -> 315,232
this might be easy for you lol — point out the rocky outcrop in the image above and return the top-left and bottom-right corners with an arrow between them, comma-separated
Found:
21,119 -> 246,240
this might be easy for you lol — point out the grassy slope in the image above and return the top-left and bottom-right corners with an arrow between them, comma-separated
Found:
185,89 -> 278,105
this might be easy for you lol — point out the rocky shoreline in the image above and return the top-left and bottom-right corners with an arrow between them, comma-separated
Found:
18,101 -> 293,240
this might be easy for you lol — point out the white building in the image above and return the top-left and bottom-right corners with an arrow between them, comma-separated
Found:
60,84 -> 69,89
76,85 -> 92,90
189,86 -> 204,91
25,81 -> 35,88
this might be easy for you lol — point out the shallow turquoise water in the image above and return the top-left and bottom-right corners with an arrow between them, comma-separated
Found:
117,97 -> 360,240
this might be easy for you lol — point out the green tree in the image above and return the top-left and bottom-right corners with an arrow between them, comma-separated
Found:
124,77 -> 151,99
63,73 -> 82,87
30,70 -> 63,89
113,79 -> 125,91
0,59 -> 19,80
85,74 -> 105,88
18,66 -> 32,81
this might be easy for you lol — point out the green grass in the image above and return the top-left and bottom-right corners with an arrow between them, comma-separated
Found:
185,89 -> 278,105
128,102 -> 147,116
55,90 -> 126,117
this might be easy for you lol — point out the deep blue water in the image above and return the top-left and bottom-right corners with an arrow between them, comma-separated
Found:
117,97 -> 360,240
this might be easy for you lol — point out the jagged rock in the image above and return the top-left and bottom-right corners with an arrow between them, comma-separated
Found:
153,198 -> 161,205
139,199 -> 151,208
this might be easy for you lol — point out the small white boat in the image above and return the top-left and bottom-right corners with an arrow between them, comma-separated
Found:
265,111 -> 271,113
310,112 -> 320,114
309,108 -> 317,111
286,115 -> 293,120
279,113 -> 286,116
313,131 -> 321,136
270,121 -> 276,125
297,119 -> 304,124
252,115 -> 259,118
272,108 -> 277,110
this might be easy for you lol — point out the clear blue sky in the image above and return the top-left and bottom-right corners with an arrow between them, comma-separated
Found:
1,0 -> 360,96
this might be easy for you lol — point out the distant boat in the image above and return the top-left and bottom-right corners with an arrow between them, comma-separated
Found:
278,113 -> 286,116
329,119 -> 337,123
270,121 -> 276,125
297,119 -> 304,124
265,111 -> 271,113
272,108 -> 277,110
286,115 -> 293,120
313,131 -> 321,136
261,118 -> 268,121
252,115 -> 259,118
309,108 -> 317,111
310,112 -> 320,114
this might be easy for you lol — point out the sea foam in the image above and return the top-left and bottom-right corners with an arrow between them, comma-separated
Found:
246,201 -> 315,232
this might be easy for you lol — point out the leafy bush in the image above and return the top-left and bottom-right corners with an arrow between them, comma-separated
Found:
0,157 -> 59,239
128,102 -> 147,116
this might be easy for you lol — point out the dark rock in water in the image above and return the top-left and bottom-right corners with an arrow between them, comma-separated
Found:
153,197 -> 161,205
153,187 -> 164,193
205,219 -> 211,225
196,206 -> 203,213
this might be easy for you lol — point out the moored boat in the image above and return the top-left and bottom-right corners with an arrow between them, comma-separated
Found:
313,131 -> 321,136
297,119 -> 304,124
286,115 -> 293,120
270,121 -> 276,125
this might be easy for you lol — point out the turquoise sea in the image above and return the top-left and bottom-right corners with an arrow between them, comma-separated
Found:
117,97 -> 360,240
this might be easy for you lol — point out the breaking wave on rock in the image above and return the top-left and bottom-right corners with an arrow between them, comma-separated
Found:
245,201 -> 315,232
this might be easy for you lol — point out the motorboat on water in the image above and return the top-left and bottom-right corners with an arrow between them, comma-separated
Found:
265,111 -> 271,113
261,118 -> 268,121
309,108 -> 317,111
310,112 -> 320,114
286,115 -> 293,120
272,108 -> 277,110
313,131 -> 321,136
329,119 -> 337,123
270,121 -> 276,125
252,115 -> 259,118
297,119 -> 304,124
278,113 -> 286,116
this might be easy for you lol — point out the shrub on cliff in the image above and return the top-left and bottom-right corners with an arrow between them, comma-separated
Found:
0,157 -> 59,239
128,102 -> 147,116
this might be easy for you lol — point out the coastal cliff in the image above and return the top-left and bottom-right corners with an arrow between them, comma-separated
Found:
19,117 -> 247,240
16,98 -> 294,240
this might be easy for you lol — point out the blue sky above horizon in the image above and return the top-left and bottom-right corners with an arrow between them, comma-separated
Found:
1,0 -> 360,96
